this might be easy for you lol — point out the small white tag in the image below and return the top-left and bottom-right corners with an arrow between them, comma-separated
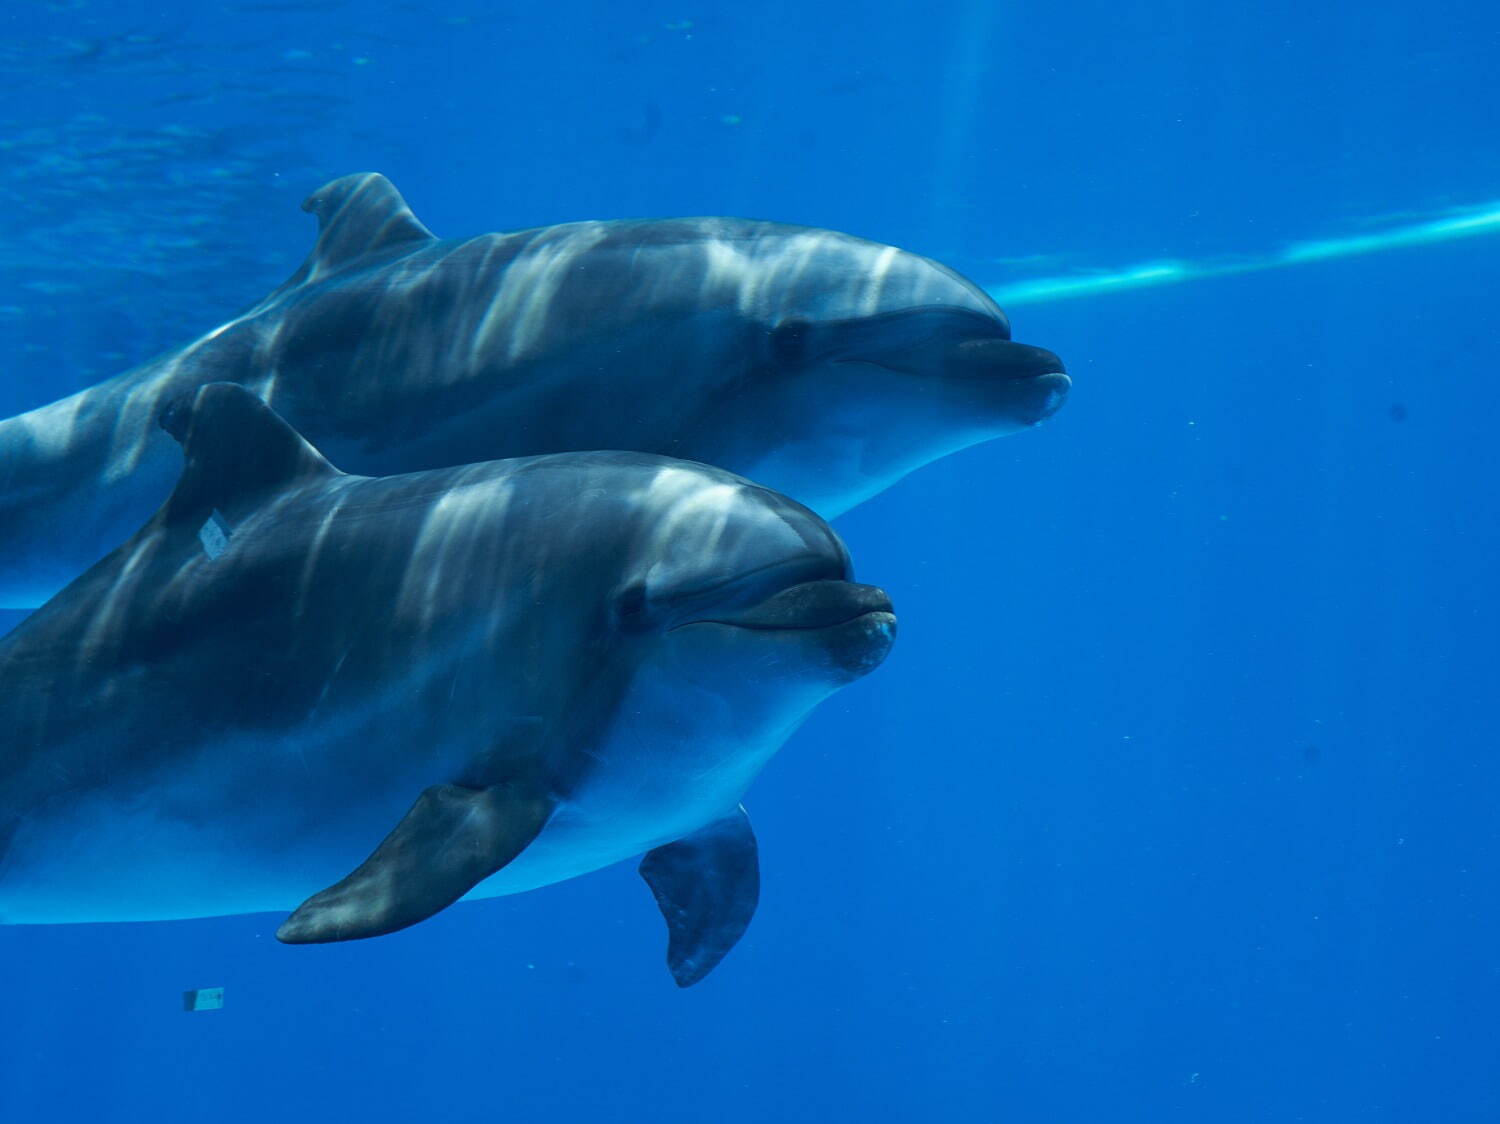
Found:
183,987 -> 225,1012
198,510 -> 230,560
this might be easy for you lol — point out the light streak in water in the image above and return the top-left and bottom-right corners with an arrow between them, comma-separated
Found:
987,200 -> 1500,306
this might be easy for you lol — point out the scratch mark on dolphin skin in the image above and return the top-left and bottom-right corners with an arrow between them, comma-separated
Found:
307,649 -> 350,725
988,198 -> 1500,306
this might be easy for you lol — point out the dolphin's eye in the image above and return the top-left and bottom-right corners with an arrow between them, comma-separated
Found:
616,582 -> 648,622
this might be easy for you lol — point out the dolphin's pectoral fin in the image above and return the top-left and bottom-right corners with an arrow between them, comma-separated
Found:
277,782 -> 553,944
638,806 -> 760,987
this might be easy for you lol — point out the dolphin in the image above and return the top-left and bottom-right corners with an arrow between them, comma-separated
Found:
0,172 -> 1067,608
0,383 -> 896,985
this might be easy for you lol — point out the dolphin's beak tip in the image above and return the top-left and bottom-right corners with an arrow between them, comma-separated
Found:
1030,371 -> 1071,424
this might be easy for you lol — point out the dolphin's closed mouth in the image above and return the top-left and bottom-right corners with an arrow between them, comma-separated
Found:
686,580 -> 894,632
837,336 -> 1067,397
960,339 -> 1070,425
1027,370 -> 1073,424
948,338 -> 1067,382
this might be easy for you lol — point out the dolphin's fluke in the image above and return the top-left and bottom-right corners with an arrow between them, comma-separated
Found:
279,172 -> 436,291
639,806 -> 760,987
156,383 -> 340,528
277,781 -> 554,943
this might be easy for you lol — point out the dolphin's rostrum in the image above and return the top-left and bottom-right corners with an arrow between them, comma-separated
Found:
0,172 -> 1067,608
0,384 -> 896,985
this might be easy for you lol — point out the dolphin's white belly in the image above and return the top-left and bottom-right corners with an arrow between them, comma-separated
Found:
472,643 -> 818,899
0,608 -> 831,928
468,738 -> 769,900
0,674 -> 797,925
0,795 -> 320,924
0,736 -> 763,925
0,712 -> 484,924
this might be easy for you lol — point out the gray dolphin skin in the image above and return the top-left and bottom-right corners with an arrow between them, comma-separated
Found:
0,172 -> 1068,608
0,384 -> 896,986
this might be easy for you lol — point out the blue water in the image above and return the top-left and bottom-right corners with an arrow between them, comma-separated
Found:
2,1 -> 1498,1121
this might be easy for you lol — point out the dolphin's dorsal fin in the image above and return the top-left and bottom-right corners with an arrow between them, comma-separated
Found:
157,383 -> 340,528
282,172 -> 435,288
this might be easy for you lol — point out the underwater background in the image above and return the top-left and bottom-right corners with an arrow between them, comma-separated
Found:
2,0 -> 1497,1121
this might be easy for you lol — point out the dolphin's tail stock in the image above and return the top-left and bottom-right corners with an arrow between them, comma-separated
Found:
0,376 -> 192,610
0,401 -> 75,610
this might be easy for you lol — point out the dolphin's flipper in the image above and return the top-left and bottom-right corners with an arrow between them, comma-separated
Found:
638,806 -> 760,987
277,782 -> 554,943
